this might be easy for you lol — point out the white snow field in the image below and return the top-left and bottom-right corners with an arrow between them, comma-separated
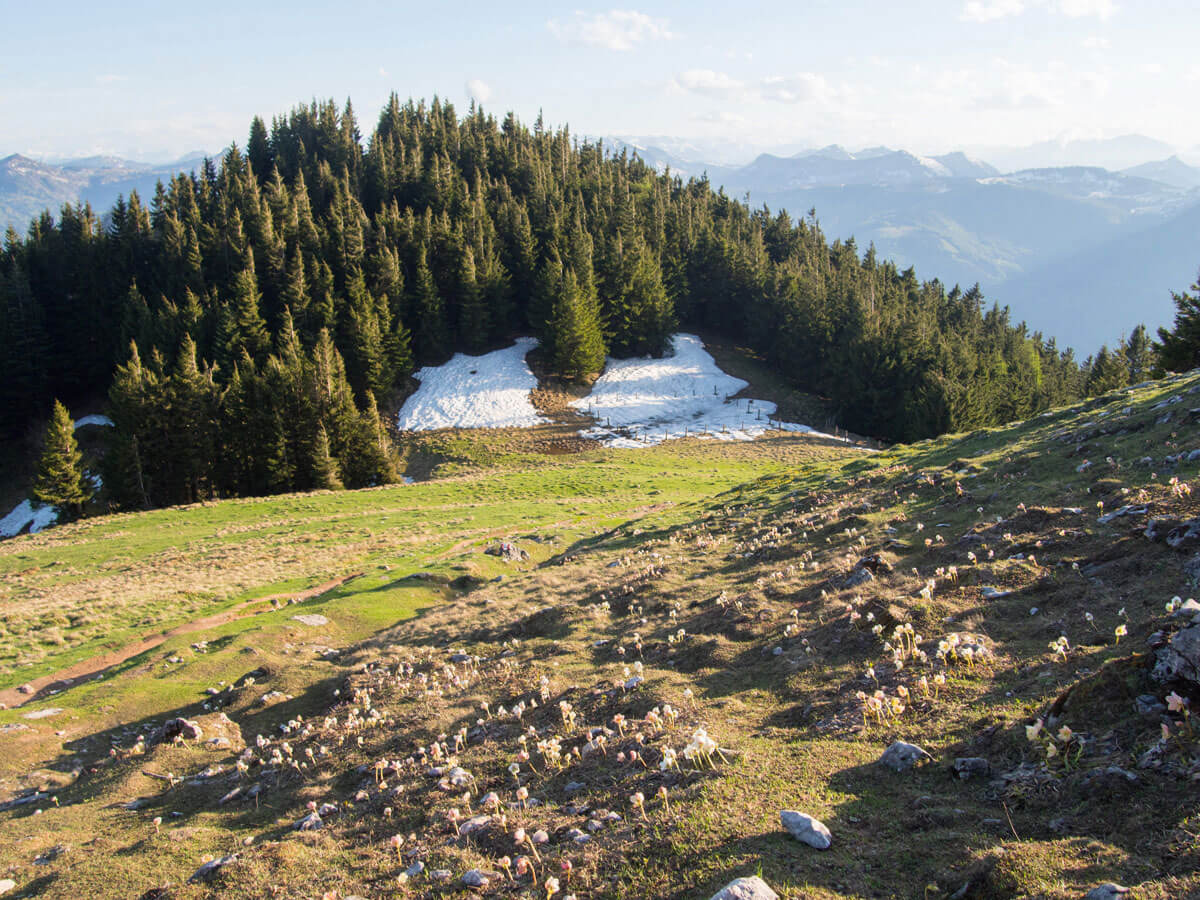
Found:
396,337 -> 548,432
571,333 -> 842,448
0,499 -> 58,538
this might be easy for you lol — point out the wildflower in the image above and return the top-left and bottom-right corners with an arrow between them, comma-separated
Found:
152,816 -> 162,834
657,785 -> 669,814
630,791 -> 647,820
1166,691 -> 1188,713
389,833 -> 403,861
516,786 -> 529,809
515,827 -> 541,862
1114,623 -> 1127,644
545,875 -> 561,897
515,854 -> 537,880
1025,718 -> 1043,742
1056,726 -> 1073,742
498,855 -> 513,882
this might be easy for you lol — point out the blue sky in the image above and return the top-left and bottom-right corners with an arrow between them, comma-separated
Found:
2,0 -> 1193,161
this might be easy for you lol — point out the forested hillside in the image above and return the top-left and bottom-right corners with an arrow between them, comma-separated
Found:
1,97 -> 1101,508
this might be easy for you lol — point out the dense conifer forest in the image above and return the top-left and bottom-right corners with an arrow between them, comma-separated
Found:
0,96 -> 1158,509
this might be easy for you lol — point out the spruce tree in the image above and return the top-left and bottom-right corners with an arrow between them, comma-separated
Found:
1156,272 -> 1200,373
455,246 -> 488,353
550,268 -> 607,380
413,247 -> 450,361
1124,324 -> 1156,382
310,423 -> 343,489
33,400 -> 91,516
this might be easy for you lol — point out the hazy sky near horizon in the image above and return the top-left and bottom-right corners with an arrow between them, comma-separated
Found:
2,0 -> 1195,161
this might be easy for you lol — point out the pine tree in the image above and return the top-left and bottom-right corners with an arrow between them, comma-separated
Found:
310,423 -> 343,489
1156,271 -> 1200,373
33,400 -> 91,516
413,247 -> 450,361
1124,324 -> 1156,382
550,268 -> 607,380
218,262 -> 270,367
1085,345 -> 1129,396
455,245 -> 488,353
247,116 -> 273,184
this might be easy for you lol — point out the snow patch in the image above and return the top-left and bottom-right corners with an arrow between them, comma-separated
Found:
0,499 -> 58,538
571,334 -> 845,447
397,338 -> 548,432
73,414 -> 113,429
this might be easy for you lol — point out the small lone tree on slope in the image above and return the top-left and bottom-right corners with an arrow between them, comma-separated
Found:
33,400 -> 91,518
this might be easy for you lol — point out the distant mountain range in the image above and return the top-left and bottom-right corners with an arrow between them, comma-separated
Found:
0,153 -> 210,234
5,137 -> 1200,354
611,138 -> 1200,353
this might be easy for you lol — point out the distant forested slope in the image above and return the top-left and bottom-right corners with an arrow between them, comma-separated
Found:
0,97 -> 1096,506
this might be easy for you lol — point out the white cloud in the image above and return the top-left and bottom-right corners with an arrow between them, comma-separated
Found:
1081,35 -> 1110,49
378,66 -> 389,77
671,69 -> 746,99
969,60 -> 1109,111
961,0 -> 1025,22
1057,0 -> 1117,19
94,73 -> 128,85
548,10 -> 672,51
962,0 -> 1117,22
671,69 -> 842,106
1142,62 -> 1164,75
761,73 -> 836,104
465,78 -> 492,104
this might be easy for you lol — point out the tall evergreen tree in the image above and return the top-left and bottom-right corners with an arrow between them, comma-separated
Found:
1156,271 -> 1200,373
1124,324 -> 1156,382
33,400 -> 91,516
550,268 -> 607,380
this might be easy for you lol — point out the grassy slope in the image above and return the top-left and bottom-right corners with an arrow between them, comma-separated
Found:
0,375 -> 1198,899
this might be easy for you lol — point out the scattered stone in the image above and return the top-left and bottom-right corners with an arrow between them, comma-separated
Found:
566,827 -> 590,844
0,879 -> 14,895
1153,623 -> 1200,684
855,553 -> 893,574
485,540 -> 529,562
586,818 -> 604,832
780,810 -> 832,849
564,780 -> 586,793
294,811 -> 322,831
150,717 -> 203,745
291,614 -> 330,627
405,861 -> 425,878
1135,694 -> 1166,717
1098,505 -> 1147,524
709,875 -> 780,900
953,757 -> 992,779
439,766 -> 473,790
16,683 -> 33,695
980,586 -> 1011,599
458,814 -> 491,837
1084,884 -> 1129,900
843,567 -> 874,588
21,707 -> 63,720
188,854 -> 237,883
878,741 -> 932,772
430,869 -> 453,883
462,869 -> 496,888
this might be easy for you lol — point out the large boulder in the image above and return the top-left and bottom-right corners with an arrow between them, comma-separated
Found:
1154,623 -> 1200,684
780,810 -> 832,849
878,741 -> 932,772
